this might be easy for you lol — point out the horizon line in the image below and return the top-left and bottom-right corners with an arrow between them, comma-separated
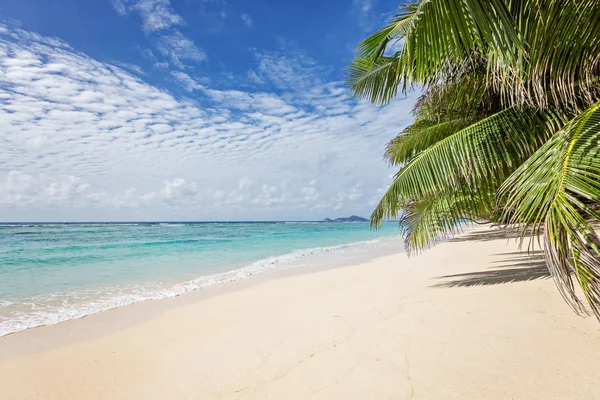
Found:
0,219 -> 388,224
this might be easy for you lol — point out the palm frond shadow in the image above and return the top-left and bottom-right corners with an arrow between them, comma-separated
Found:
448,227 -> 525,243
431,248 -> 550,288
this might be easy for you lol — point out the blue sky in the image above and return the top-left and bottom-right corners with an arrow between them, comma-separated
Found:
0,0 -> 416,221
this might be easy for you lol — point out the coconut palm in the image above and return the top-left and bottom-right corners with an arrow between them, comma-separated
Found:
348,0 -> 600,318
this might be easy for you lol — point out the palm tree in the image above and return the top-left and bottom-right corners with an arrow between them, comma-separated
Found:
348,0 -> 600,318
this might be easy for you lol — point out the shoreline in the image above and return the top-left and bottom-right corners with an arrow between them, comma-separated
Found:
2,225 -> 600,399
0,232 -> 403,340
0,234 -> 404,358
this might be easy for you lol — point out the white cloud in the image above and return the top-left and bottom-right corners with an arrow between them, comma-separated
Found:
247,69 -> 264,85
113,0 -> 204,69
351,0 -> 377,32
354,0 -> 373,13
300,180 -> 320,203
0,171 -> 92,208
0,170 -> 200,209
112,0 -> 184,33
159,178 -> 199,203
170,71 -> 203,91
112,0 -> 128,16
241,13 -> 253,27
110,61 -> 145,75
238,177 -> 254,190
0,23 -> 417,221
156,31 -> 206,68
249,47 -> 329,90
333,184 -> 365,211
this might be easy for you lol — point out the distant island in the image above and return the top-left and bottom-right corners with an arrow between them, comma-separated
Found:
321,215 -> 368,223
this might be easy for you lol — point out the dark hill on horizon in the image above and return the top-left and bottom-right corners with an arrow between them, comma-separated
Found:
321,215 -> 368,223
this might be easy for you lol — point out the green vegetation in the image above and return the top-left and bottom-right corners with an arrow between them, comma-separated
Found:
348,1 -> 600,318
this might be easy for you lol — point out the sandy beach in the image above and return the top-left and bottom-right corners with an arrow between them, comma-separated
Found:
1,225 -> 599,399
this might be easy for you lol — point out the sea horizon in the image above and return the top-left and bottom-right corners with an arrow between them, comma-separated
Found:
0,220 -> 371,225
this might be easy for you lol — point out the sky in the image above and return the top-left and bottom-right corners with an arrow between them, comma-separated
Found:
0,0 -> 416,222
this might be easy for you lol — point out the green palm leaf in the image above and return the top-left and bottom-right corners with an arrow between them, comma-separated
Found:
372,108 -> 553,227
349,0 -> 600,320
347,56 -> 403,106
500,101 -> 600,316
355,2 -> 419,60
384,118 -> 472,166
400,189 -> 493,254
502,0 -> 600,110
349,0 -> 522,105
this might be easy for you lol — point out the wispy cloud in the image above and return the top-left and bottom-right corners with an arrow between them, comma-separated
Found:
241,13 -> 253,27
112,0 -> 128,15
351,0 -> 377,32
112,0 -> 204,69
353,0 -> 373,14
110,61 -> 146,75
156,31 -> 206,68
170,71 -> 204,92
248,46 -> 330,90
247,69 -> 264,85
112,0 -> 184,33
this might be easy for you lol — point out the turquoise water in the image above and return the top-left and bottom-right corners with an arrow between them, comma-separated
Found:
0,222 -> 401,336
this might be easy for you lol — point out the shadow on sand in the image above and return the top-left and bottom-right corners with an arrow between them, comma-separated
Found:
431,228 -> 550,288
448,226 -> 530,243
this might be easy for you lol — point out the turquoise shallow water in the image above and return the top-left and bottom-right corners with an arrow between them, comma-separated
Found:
0,222 -> 401,336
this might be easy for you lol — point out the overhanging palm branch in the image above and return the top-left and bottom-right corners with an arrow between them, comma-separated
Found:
500,101 -> 600,316
349,0 -> 522,105
384,118 -> 473,166
351,0 -> 600,110
501,0 -> 600,109
384,73 -> 501,166
399,0 -> 521,87
410,69 -> 494,120
349,0 -> 600,319
400,189 -> 494,254
347,56 -> 404,106
354,1 -> 419,60
372,108 -> 554,227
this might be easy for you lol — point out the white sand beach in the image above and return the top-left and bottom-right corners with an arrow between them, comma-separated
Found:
1,225 -> 599,399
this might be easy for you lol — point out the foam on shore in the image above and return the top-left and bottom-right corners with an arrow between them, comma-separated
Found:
0,235 -> 400,337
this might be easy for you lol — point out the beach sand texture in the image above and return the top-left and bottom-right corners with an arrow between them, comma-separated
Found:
1,225 -> 599,399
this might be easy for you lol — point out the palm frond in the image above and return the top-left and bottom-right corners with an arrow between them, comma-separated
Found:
347,56 -> 404,105
351,0 -> 600,319
399,0 -> 521,87
500,101 -> 600,316
351,0 -> 600,110
349,0 -> 522,105
412,69 -> 495,120
355,2 -> 419,60
501,0 -> 600,110
400,190 -> 493,254
384,118 -> 472,166
372,108 -> 555,228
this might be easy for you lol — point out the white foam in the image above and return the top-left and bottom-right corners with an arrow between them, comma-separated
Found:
0,235 -> 400,337
0,300 -> 15,307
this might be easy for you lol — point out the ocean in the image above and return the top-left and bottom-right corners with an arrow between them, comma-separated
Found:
0,221 -> 401,336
